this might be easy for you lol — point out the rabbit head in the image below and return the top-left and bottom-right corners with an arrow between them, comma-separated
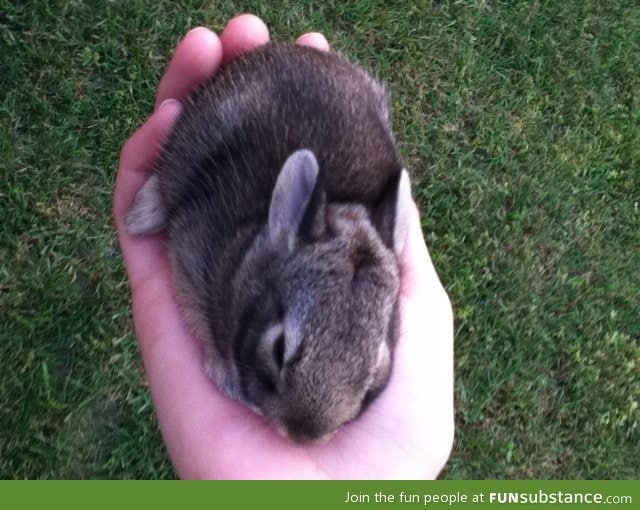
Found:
227,150 -> 411,443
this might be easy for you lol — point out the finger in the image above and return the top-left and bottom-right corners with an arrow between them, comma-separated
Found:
394,204 -> 455,478
113,99 -> 182,225
399,202 -> 447,299
296,32 -> 330,51
220,13 -> 270,64
111,101 -> 238,475
113,99 -> 182,289
155,27 -> 223,108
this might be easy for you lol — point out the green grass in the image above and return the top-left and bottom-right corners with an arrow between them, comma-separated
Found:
1,0 -> 638,478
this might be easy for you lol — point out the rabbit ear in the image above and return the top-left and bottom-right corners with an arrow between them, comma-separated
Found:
393,170 -> 413,254
371,169 -> 413,254
125,173 -> 167,235
269,149 -> 325,251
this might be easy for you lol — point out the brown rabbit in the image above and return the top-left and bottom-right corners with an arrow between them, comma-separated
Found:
126,43 -> 413,443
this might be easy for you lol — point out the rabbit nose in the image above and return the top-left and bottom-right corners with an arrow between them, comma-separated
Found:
282,417 -> 334,444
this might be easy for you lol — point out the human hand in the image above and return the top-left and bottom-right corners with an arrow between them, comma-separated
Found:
113,14 -> 454,479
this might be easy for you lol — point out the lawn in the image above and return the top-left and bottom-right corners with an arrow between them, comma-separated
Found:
1,0 -> 638,478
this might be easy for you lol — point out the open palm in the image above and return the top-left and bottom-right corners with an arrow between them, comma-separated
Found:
112,14 -> 454,479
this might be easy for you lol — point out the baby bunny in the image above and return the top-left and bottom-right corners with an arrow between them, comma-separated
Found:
126,43 -> 413,443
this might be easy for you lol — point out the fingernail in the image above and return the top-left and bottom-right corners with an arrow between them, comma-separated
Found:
187,26 -> 210,36
296,32 -> 330,51
158,98 -> 180,110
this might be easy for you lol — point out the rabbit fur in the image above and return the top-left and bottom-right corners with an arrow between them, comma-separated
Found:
126,43 -> 413,443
